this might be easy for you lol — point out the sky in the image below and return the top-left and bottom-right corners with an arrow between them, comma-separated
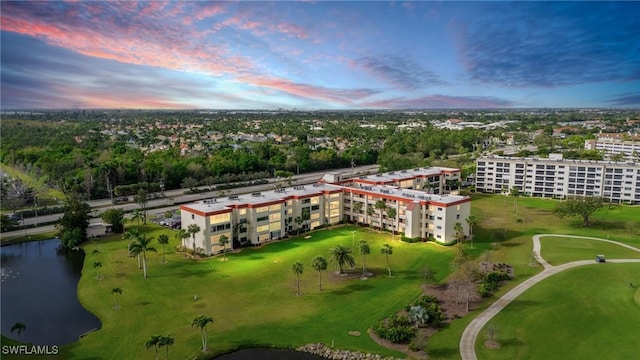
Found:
1,1 -> 639,110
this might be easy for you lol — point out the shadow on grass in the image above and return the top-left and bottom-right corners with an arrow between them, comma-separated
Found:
427,347 -> 458,358
332,282 -> 374,295
501,337 -> 524,347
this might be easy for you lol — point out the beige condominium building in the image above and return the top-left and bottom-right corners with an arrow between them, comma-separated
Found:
179,167 -> 471,255
475,154 -> 640,204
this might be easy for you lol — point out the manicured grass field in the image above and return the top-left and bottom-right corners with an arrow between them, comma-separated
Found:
426,194 -> 640,359
38,193 -> 640,359
475,264 -> 640,360
64,225 -> 455,359
540,236 -> 640,265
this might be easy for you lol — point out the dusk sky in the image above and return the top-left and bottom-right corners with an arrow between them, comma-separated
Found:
1,1 -> 638,110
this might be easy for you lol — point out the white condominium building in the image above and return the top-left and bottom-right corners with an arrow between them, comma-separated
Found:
475,155 -> 640,204
585,138 -> 640,161
179,167 -> 470,255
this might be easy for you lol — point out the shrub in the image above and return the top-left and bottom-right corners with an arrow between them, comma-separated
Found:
373,315 -> 416,344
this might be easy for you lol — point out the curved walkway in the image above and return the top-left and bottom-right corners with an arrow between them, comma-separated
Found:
459,234 -> 640,360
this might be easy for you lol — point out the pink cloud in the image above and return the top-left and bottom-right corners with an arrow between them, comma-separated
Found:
0,7 -> 251,77
241,75 -> 377,104
363,95 -> 514,109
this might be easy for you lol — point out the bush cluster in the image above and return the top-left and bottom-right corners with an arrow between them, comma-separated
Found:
405,295 -> 446,327
478,270 -> 511,297
372,315 -> 416,343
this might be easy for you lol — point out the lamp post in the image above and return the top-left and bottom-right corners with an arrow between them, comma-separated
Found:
351,230 -> 356,249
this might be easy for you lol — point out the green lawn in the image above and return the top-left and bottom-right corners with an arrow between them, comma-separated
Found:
540,236 -> 640,265
475,264 -> 640,360
426,194 -> 640,359
16,192 -> 640,360
62,225 -> 455,359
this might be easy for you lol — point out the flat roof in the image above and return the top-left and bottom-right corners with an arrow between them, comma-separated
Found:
181,183 -> 344,214
344,184 -> 469,205
355,166 -> 458,184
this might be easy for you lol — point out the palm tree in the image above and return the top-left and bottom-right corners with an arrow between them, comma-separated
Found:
111,287 -> 122,309
157,234 -> 169,264
123,228 -> 142,269
328,244 -> 355,274
366,206 -> 374,230
187,223 -> 201,257
145,334 -> 162,360
386,207 -> 397,238
357,239 -> 370,278
381,243 -> 393,277
292,261 -> 304,296
311,256 -> 328,291
352,201 -> 362,223
218,235 -> 229,261
10,322 -> 26,339
374,199 -> 387,231
131,209 -> 144,230
510,186 -> 520,215
158,335 -> 175,360
454,222 -> 464,244
466,215 -> 478,249
294,216 -> 304,235
175,228 -> 189,258
129,234 -> 157,278
94,261 -> 102,279
191,315 -> 214,352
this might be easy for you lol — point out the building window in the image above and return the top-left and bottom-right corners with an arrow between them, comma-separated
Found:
191,214 -> 195,220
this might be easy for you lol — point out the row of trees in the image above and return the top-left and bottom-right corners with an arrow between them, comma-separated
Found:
292,241 -> 394,295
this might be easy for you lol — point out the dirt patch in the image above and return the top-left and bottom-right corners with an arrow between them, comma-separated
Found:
370,262 -> 513,357
348,331 -> 361,336
484,340 -> 500,349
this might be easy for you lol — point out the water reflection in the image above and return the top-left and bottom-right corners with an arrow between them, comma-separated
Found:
1,239 -> 101,345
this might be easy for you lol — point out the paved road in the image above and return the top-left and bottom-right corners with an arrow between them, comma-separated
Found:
1,164 -> 379,240
459,234 -> 640,360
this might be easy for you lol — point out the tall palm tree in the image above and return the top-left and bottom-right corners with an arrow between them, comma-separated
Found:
10,322 -> 26,339
94,261 -> 102,279
218,235 -> 229,261
374,199 -> 387,231
381,243 -> 393,277
386,207 -> 397,238
366,206 -> 374,230
357,239 -> 370,278
454,222 -> 464,244
158,335 -> 175,360
111,287 -> 122,309
328,244 -> 355,274
123,228 -> 142,269
352,201 -> 362,223
191,315 -> 214,352
175,228 -> 189,258
157,234 -> 169,264
129,234 -> 157,278
187,223 -> 201,257
510,186 -> 520,215
294,216 -> 304,235
145,335 -> 162,360
311,256 -> 328,291
292,261 -> 304,296
466,215 -> 478,249
131,209 -> 144,230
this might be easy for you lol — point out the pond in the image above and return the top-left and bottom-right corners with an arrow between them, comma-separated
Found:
1,239 -> 101,345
